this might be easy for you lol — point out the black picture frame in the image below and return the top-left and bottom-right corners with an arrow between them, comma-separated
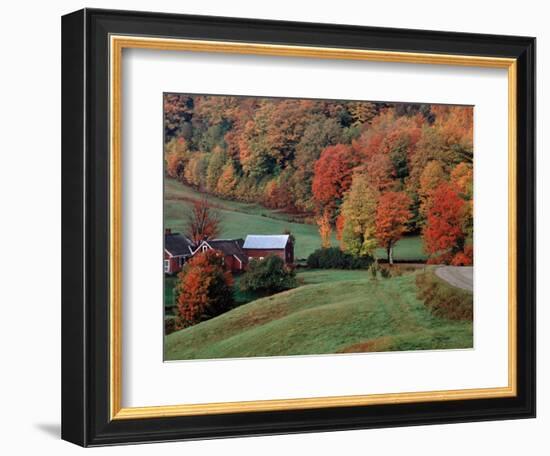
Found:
62,8 -> 536,447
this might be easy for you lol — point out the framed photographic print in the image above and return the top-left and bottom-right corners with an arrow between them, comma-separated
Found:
61,8 -> 536,447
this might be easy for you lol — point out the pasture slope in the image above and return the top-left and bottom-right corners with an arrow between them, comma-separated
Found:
164,178 -> 428,261
164,269 -> 473,360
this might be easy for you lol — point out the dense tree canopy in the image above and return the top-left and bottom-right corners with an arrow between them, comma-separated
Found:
165,94 -> 474,264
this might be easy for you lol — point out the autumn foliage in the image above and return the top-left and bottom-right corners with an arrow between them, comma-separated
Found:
312,144 -> 359,217
375,192 -> 412,264
423,183 -> 471,265
339,174 -> 378,257
174,250 -> 234,328
316,210 -> 333,248
165,94 -> 474,265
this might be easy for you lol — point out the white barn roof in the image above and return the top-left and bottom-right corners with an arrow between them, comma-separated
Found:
243,235 -> 289,250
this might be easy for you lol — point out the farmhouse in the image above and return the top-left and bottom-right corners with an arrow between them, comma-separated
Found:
192,239 -> 249,273
185,234 -> 295,274
243,234 -> 294,265
164,229 -> 195,274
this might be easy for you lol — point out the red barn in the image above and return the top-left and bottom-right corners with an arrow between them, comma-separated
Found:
243,235 -> 294,265
164,229 -> 195,275
191,239 -> 248,273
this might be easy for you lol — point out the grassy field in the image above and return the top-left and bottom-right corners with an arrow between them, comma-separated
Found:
164,269 -> 472,360
164,178 -> 428,261
165,269 -> 379,312
165,268 -> 425,311
165,276 -> 177,314
297,268 -> 375,285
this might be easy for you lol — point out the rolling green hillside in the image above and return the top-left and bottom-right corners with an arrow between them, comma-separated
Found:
164,179 -> 428,261
164,270 -> 472,360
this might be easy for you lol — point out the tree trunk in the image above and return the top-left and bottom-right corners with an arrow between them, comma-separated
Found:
387,244 -> 394,265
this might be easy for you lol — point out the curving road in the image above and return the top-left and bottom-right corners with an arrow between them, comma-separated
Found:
435,266 -> 473,292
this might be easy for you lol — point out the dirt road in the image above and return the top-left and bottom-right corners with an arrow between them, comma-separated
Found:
435,266 -> 473,292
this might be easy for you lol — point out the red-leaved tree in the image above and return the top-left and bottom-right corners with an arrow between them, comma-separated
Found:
423,182 -> 470,264
375,191 -> 412,264
175,250 -> 234,328
312,144 -> 359,219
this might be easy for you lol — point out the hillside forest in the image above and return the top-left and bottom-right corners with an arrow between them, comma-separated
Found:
164,94 -> 473,265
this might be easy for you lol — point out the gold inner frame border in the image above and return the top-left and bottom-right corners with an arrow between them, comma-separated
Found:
109,35 -> 517,420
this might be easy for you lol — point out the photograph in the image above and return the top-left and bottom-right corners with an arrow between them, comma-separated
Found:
57,5 -> 536,447
163,93 -> 474,361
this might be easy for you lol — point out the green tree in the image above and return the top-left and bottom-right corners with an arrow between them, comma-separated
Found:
197,122 -> 231,152
206,147 -> 228,193
389,139 -> 410,183
306,247 -> 373,269
240,255 -> 297,295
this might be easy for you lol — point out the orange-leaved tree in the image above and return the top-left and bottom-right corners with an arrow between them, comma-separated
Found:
164,137 -> 189,179
174,250 -> 234,328
375,191 -> 412,265
184,198 -> 221,244
423,182 -> 470,264
316,209 -> 333,248
215,161 -> 239,197
450,162 -> 474,240
418,160 -> 447,220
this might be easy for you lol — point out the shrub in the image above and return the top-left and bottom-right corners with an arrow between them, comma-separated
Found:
165,316 -> 177,335
306,247 -> 374,270
416,271 -> 473,321
427,246 -> 473,266
240,255 -> 297,294
174,250 -> 234,328
451,245 -> 473,266
369,262 -> 379,280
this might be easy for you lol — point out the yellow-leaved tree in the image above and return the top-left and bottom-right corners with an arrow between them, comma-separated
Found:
340,174 -> 379,257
